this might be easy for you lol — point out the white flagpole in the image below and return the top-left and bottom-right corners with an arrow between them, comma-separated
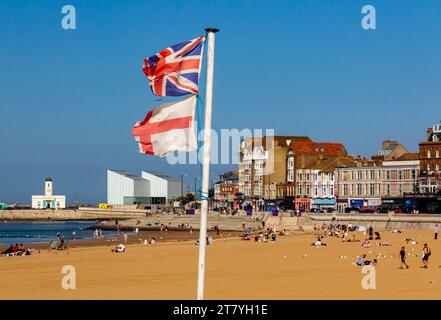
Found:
197,27 -> 219,300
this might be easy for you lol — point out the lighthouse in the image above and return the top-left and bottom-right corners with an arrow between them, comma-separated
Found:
32,177 -> 66,209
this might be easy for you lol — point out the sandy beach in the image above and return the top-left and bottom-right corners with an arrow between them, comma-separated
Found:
1,227 -> 441,300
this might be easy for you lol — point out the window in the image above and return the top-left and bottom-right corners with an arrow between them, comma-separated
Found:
398,184 -> 403,195
357,184 -> 362,195
398,170 -> 402,180
437,149 -> 440,158
428,150 -> 431,158
287,157 -> 294,169
343,184 -> 348,196
386,170 -> 391,180
358,171 -> 362,180
287,169 -> 294,182
386,184 -> 390,195
370,170 -> 374,180
370,183 -> 375,195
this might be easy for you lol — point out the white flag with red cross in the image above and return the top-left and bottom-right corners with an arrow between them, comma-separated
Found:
132,95 -> 197,156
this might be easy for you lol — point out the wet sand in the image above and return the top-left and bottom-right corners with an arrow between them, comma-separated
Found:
0,230 -> 241,251
1,229 -> 441,299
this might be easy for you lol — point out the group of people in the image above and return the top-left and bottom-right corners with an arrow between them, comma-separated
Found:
50,238 -> 68,250
398,244 -> 432,269
1,243 -> 32,256
241,225 -> 277,243
93,228 -> 104,239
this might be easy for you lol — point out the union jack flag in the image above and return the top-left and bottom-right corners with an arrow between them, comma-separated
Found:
142,35 -> 205,96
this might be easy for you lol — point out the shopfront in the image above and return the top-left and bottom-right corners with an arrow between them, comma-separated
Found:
295,197 -> 311,211
312,197 -> 336,210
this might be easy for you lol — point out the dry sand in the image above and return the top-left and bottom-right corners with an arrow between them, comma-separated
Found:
1,229 -> 441,299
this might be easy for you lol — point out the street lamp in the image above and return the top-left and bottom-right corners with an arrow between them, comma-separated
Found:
180,173 -> 187,210
194,176 -> 200,194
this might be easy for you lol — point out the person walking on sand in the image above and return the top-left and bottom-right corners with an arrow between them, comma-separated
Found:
123,232 -> 128,244
368,226 -> 373,240
399,246 -> 409,269
435,224 -> 438,240
422,243 -> 431,268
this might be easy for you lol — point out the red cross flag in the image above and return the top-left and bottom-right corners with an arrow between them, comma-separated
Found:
132,95 -> 197,156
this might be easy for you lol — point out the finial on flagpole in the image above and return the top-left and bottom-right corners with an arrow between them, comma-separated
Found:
205,28 -> 219,33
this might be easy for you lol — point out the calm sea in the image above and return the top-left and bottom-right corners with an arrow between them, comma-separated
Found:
0,221 -> 116,245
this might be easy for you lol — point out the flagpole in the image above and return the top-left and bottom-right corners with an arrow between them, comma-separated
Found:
197,27 -> 219,300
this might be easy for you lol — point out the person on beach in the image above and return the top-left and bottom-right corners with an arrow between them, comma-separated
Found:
72,231 -> 77,240
356,255 -> 366,266
111,244 -> 125,253
123,232 -> 128,244
362,239 -> 371,248
368,226 -> 373,240
422,243 -> 431,268
435,224 -> 438,240
399,246 -> 409,269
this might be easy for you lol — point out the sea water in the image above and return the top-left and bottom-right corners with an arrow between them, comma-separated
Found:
0,221 -> 116,244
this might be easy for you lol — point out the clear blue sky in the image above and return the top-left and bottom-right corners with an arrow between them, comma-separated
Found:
0,0 -> 440,204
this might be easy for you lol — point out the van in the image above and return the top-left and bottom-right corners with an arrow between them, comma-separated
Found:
98,203 -> 111,209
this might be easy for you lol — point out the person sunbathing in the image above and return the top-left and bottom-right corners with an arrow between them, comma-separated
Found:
356,255 -> 367,266
111,244 -> 126,252
312,236 -> 327,246
362,239 -> 371,248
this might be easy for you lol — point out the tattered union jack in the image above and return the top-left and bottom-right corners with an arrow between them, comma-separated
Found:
142,35 -> 205,96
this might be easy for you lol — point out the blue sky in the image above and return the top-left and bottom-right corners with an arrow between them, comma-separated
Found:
0,0 -> 440,204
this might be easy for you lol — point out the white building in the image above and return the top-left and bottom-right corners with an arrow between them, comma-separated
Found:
107,170 -> 181,206
32,177 -> 66,209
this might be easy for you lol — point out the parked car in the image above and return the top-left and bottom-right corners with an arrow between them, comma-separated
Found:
344,207 -> 360,213
359,206 -> 375,213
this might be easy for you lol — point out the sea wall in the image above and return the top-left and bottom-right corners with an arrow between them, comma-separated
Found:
0,208 -> 146,221
281,213 -> 441,230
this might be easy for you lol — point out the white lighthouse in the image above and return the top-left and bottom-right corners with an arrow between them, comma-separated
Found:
32,177 -> 66,209
45,177 -> 53,196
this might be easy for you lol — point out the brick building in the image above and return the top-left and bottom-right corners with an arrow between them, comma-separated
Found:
238,135 -> 350,210
335,142 -> 419,212
214,171 -> 239,208
419,121 -> 441,193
